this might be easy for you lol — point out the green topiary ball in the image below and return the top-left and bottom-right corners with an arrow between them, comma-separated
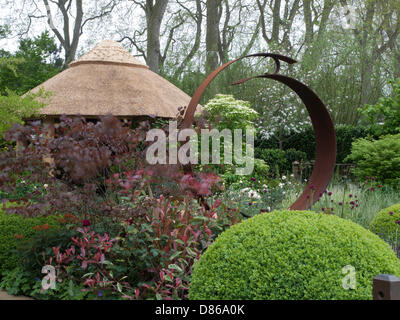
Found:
189,210 -> 400,300
370,204 -> 400,244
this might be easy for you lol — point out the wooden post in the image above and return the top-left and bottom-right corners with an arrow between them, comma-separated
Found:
373,275 -> 400,300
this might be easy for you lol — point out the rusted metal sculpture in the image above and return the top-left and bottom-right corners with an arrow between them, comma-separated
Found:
180,53 -> 337,210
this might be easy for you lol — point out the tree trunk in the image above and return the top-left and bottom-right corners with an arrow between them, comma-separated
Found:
271,0 -> 282,45
146,0 -> 168,73
303,0 -> 313,45
206,0 -> 221,75
43,0 -> 113,68
359,2 -> 375,106
394,46 -> 400,80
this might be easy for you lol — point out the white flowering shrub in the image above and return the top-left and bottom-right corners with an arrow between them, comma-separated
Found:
255,83 -> 311,143
203,94 -> 259,132
222,174 -> 303,217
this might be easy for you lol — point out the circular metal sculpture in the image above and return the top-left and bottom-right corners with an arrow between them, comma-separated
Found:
180,53 -> 337,210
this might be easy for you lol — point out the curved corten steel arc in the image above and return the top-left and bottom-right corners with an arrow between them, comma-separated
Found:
180,53 -> 337,210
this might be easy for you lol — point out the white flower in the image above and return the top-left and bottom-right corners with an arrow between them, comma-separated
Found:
44,184 -> 49,189
279,183 -> 284,188
249,191 -> 261,200
241,188 -> 261,199
282,175 -> 287,180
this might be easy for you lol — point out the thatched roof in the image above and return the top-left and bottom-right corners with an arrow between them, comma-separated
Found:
30,40 -> 198,118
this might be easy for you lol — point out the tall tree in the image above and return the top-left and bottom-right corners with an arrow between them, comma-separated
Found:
43,0 -> 118,67
4,0 -> 119,68
257,0 -> 302,53
206,0 -> 222,75
144,0 -> 169,73
171,0 -> 203,79
126,0 -> 169,73
0,32 -> 62,95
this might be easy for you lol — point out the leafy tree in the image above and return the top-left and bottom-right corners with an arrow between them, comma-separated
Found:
0,89 -> 48,138
358,78 -> 400,136
0,32 -> 62,95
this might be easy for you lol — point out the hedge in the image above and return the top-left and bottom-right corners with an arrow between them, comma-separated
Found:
255,125 -> 371,163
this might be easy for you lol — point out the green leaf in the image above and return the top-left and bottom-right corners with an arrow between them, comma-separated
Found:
117,283 -> 123,293
168,264 -> 182,272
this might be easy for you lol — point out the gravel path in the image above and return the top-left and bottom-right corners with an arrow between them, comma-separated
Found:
0,290 -> 33,300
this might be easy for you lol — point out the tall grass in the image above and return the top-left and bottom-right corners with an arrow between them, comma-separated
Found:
282,179 -> 400,228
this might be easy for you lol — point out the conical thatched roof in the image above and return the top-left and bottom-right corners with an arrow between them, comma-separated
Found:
30,40 -> 197,118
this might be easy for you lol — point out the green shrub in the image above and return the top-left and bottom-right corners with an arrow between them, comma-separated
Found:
0,202 -> 60,274
189,210 -> 400,300
345,134 -> 400,186
221,158 -> 270,193
283,148 -> 307,172
255,148 -> 286,177
253,159 -> 269,180
0,89 -> 48,138
358,78 -> 400,136
255,148 -> 306,177
370,204 -> 400,246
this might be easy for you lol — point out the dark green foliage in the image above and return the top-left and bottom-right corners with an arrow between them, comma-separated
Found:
0,266 -> 35,296
0,202 -> 61,274
359,78 -> 400,136
370,203 -> 400,247
336,125 -> 372,164
255,148 -> 306,177
346,134 -> 400,186
0,31 -> 62,95
255,148 -> 286,177
256,125 -> 370,163
284,148 -> 307,171
189,210 -> 400,300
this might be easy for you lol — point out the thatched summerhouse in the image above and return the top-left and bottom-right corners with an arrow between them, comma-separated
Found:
29,40 -> 196,124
